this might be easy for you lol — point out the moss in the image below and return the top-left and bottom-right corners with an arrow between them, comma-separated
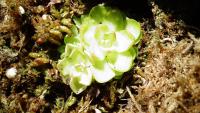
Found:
1,0 -> 200,113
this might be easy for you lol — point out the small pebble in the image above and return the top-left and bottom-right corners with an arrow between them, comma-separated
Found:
6,67 -> 17,79
95,108 -> 102,113
19,6 -> 25,15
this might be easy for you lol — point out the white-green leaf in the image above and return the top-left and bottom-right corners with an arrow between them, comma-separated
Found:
89,4 -> 106,23
73,17 -> 81,28
79,70 -> 92,86
81,25 -> 106,60
80,24 -> 96,46
57,58 -> 71,76
81,16 -> 97,25
103,8 -> 126,31
100,33 -> 116,49
106,47 -> 137,72
72,62 -> 92,86
113,30 -> 135,52
94,24 -> 110,40
126,18 -> 141,44
70,76 -> 88,94
92,62 -> 115,83
87,48 -> 105,62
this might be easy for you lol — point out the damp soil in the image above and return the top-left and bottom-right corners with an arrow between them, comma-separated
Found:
1,0 -> 200,113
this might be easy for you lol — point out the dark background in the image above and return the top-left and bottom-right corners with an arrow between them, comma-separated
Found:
83,0 -> 200,29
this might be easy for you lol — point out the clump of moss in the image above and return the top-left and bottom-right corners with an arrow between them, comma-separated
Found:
31,0 -> 85,45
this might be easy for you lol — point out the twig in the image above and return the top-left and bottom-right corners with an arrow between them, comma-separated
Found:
176,100 -> 189,113
126,86 -> 144,113
188,32 -> 198,42
181,24 -> 200,33
78,99 -> 93,113
181,41 -> 193,54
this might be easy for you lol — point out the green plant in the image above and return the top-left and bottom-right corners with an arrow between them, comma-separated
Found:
57,4 -> 142,94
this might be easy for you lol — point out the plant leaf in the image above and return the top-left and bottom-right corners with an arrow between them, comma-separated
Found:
126,18 -> 141,44
70,76 -> 87,94
89,4 -> 107,23
106,47 -> 137,72
113,30 -> 135,52
81,25 -> 106,60
103,8 -> 126,31
92,62 -> 115,83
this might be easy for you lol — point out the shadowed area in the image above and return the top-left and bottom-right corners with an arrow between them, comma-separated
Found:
83,0 -> 153,20
156,0 -> 200,29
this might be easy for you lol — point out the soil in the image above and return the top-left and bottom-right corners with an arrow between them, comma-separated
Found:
1,0 -> 200,113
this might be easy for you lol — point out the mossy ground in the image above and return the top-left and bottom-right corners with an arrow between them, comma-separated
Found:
1,0 -> 200,113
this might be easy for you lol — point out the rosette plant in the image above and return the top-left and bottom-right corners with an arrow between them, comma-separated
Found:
57,4 -> 142,94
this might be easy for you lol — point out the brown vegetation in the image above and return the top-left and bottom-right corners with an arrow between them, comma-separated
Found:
1,0 -> 200,113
